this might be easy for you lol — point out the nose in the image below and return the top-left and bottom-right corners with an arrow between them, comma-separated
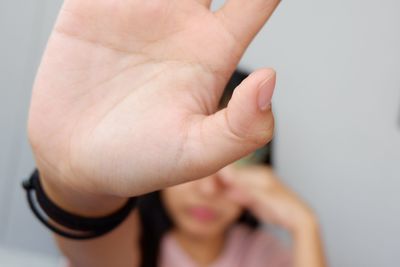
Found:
196,174 -> 222,196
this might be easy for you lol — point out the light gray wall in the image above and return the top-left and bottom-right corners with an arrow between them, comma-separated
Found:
0,0 -> 63,255
1,0 -> 399,266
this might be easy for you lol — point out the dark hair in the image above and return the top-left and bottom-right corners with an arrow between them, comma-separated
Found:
137,70 -> 273,267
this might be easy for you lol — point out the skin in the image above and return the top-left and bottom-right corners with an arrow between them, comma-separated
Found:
29,0 -> 281,263
25,0 -> 324,266
162,175 -> 242,241
28,0 -> 280,199
162,165 -> 328,266
162,173 -> 242,266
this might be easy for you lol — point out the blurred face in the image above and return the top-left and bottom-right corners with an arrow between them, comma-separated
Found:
162,165 -> 242,240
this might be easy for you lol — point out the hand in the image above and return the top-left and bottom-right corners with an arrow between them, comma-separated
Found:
28,0 -> 281,197
220,166 -> 317,234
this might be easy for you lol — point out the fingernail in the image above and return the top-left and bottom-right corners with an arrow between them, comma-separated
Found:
258,75 -> 275,111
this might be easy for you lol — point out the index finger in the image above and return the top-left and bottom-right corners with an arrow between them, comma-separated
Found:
215,0 -> 281,49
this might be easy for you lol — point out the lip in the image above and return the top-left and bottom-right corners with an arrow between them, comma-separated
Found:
187,206 -> 217,222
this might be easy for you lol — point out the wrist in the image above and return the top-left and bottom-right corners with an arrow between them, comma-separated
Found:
39,168 -> 128,217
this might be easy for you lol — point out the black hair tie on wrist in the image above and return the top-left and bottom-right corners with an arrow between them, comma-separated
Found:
22,169 -> 137,240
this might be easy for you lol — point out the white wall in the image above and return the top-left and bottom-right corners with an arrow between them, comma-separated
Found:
1,0 -> 399,266
0,0 -> 63,255
245,1 -> 400,266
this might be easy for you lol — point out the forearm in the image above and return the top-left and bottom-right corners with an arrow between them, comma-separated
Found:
39,169 -> 140,267
292,217 -> 328,267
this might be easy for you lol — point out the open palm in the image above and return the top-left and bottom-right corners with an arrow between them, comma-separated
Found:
28,0 -> 280,196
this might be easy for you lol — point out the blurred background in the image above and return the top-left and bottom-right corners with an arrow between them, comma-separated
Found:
1,0 -> 399,266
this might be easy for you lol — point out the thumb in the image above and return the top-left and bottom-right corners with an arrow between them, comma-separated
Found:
186,68 -> 276,176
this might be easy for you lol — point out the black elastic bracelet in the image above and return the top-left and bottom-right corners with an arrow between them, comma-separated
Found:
22,169 -> 137,240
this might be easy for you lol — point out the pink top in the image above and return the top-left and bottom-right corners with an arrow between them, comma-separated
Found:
159,225 -> 292,267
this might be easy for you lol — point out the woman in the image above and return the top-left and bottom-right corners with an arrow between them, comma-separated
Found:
34,71 -> 327,267
27,0 -> 326,266
138,161 -> 326,267
133,71 -> 326,267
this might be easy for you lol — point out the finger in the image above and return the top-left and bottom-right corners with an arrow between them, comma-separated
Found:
215,0 -> 281,48
217,167 -> 254,204
219,166 -> 264,190
224,187 -> 253,205
184,68 -> 276,177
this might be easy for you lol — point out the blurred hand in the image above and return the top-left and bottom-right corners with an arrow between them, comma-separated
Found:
220,166 -> 316,234
28,0 -> 281,197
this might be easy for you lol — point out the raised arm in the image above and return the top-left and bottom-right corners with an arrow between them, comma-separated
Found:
27,0 -> 281,266
220,166 -> 328,267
